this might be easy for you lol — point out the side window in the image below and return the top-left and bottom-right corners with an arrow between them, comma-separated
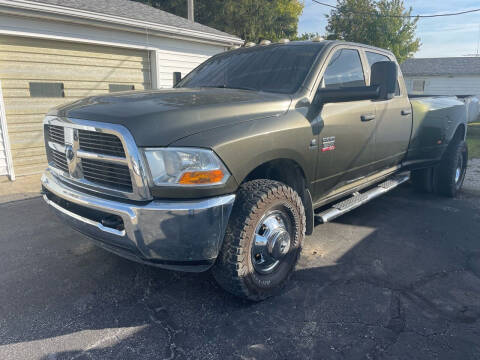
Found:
365,51 -> 401,96
322,49 -> 366,89
365,51 -> 389,66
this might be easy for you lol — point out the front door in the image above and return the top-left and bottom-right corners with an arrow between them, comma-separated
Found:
313,48 -> 377,201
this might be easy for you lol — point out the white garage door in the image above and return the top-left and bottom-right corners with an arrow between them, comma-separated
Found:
0,35 -> 152,176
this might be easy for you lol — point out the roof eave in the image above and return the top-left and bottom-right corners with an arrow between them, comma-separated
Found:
0,0 -> 244,46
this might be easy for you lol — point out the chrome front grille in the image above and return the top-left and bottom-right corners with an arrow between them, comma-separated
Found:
78,130 -> 126,157
48,125 -> 65,144
43,117 -> 151,200
50,148 -> 69,173
82,158 -> 133,191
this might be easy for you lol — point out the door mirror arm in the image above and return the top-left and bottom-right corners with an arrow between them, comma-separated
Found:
314,85 -> 380,105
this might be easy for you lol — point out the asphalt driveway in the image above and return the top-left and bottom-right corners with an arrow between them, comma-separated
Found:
0,183 -> 479,360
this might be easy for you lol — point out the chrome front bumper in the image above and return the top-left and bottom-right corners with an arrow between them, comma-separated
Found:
41,169 -> 235,272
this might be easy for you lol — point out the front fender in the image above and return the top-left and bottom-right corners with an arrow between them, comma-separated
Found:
172,111 -> 317,189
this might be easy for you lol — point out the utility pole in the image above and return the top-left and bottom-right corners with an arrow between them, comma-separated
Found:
188,0 -> 194,22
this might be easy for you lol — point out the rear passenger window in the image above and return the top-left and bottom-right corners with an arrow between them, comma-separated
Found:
366,51 -> 401,96
365,51 -> 390,67
322,49 -> 365,89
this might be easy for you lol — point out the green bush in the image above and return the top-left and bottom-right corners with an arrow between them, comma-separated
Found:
467,124 -> 480,159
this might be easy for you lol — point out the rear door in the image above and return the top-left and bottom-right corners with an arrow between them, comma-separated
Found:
314,47 -> 377,199
363,50 -> 412,171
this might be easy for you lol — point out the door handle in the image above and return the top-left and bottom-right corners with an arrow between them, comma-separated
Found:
361,114 -> 375,122
401,109 -> 412,116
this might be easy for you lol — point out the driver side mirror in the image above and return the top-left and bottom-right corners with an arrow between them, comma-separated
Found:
173,72 -> 182,87
370,61 -> 397,100
315,60 -> 398,104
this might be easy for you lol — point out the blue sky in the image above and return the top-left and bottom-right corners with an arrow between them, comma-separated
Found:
298,0 -> 480,58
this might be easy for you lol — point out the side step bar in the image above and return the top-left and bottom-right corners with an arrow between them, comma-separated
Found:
315,173 -> 410,224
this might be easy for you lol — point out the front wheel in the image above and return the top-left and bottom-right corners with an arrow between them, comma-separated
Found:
212,179 -> 306,301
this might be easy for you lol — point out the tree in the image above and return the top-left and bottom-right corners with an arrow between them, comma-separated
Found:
326,0 -> 420,63
132,0 -> 304,43
295,32 -> 322,41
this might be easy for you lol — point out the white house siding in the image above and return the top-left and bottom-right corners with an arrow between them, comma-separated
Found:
154,38 -> 225,88
404,75 -> 480,96
0,12 -> 227,89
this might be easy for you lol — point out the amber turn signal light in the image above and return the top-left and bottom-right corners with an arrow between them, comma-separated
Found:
178,169 -> 225,184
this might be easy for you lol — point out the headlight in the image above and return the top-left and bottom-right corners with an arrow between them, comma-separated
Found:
143,148 -> 230,186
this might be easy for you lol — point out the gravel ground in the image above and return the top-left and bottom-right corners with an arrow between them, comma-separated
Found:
464,159 -> 480,193
0,175 -> 479,359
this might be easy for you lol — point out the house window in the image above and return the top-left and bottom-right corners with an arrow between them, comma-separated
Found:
29,82 -> 64,98
109,84 -> 135,93
412,79 -> 425,92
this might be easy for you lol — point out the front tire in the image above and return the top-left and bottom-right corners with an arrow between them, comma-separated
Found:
212,179 -> 306,301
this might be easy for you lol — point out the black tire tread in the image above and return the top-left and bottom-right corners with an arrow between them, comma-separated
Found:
435,140 -> 468,197
212,179 -> 305,301
410,167 -> 434,193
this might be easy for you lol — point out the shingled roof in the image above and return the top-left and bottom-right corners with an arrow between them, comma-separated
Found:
401,57 -> 480,76
29,0 -> 241,41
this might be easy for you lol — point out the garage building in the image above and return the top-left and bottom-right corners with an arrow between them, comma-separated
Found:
0,0 -> 243,181
401,57 -> 480,96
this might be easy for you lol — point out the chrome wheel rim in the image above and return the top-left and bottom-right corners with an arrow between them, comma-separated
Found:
455,151 -> 466,185
455,166 -> 462,184
251,209 -> 292,275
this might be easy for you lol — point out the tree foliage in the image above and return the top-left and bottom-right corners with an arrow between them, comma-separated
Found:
133,0 -> 304,43
326,0 -> 420,63
295,32 -> 322,40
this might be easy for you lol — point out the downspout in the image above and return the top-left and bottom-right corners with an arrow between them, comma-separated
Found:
0,80 -> 15,180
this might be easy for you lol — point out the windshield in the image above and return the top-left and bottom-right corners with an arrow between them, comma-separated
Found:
177,44 -> 323,94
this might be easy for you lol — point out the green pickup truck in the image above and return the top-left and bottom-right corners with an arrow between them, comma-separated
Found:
41,40 -> 468,300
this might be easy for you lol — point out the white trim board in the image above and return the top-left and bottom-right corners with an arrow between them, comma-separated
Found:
0,80 -> 15,181
0,0 -> 243,46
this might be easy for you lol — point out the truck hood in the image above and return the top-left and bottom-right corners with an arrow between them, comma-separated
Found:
52,88 -> 292,147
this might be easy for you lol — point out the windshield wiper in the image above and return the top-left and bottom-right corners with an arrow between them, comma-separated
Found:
201,85 -> 227,89
201,85 -> 258,91
229,86 -> 258,91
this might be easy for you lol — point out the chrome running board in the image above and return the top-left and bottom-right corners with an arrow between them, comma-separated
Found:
315,173 -> 410,224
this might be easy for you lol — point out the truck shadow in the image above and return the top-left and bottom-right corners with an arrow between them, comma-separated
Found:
1,186 -> 479,359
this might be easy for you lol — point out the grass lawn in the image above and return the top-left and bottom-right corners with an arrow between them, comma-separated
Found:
467,122 -> 480,159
